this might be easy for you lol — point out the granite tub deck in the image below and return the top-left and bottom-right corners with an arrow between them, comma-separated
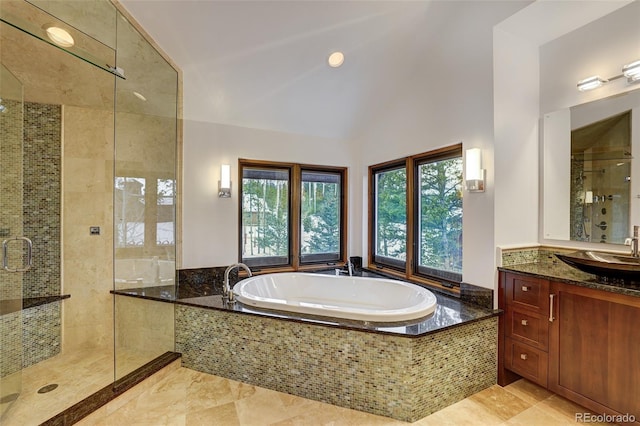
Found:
113,270 -> 499,422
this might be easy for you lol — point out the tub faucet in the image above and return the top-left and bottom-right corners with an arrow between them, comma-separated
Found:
223,262 -> 252,302
335,260 -> 353,276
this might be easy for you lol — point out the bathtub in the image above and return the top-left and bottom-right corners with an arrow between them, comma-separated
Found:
233,272 -> 437,322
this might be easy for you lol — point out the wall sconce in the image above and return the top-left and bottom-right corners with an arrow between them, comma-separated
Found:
577,59 -> 640,91
465,148 -> 485,193
218,164 -> 231,198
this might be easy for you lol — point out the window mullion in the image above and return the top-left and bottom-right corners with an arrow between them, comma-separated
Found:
406,158 -> 415,281
291,164 -> 301,270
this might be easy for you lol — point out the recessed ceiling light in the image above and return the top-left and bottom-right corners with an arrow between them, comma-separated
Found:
45,26 -> 74,48
328,51 -> 345,68
133,91 -> 147,102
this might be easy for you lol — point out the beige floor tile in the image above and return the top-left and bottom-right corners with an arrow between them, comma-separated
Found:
505,405 -> 575,425
503,379 -> 554,406
468,384 -> 532,421
413,398 -> 504,426
535,394 -> 613,425
270,399 -> 405,426
186,401 -> 240,426
235,387 -> 316,425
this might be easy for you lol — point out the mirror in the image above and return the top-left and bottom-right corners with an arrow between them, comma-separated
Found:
543,87 -> 640,244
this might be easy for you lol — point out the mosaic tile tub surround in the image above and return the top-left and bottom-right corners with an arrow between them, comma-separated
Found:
175,305 -> 497,422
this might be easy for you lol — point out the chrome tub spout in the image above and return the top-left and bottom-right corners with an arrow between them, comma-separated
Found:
223,263 -> 252,302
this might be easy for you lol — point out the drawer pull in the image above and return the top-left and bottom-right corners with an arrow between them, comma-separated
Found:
520,353 -> 528,360
521,319 -> 528,326
521,286 -> 531,292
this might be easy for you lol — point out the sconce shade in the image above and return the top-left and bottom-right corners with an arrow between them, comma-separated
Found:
465,148 -> 482,180
465,148 -> 485,192
577,76 -> 606,91
219,164 -> 231,198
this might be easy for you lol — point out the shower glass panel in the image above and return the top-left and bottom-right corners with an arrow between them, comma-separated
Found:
113,10 -> 178,380
1,0 -> 118,422
1,0 -> 178,420
0,63 -> 25,419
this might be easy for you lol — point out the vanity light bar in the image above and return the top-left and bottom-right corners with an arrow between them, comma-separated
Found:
622,60 -> 640,81
577,76 -> 607,91
577,59 -> 640,91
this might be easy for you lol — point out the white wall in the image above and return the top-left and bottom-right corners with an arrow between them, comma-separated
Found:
180,1 -> 637,298
538,1 -> 640,248
353,6 -> 500,290
539,1 -> 640,115
492,1 -> 637,263
493,28 -> 540,252
182,120 -> 354,268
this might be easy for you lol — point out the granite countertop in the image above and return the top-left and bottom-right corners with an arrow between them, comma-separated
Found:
499,260 -> 640,298
112,270 -> 499,338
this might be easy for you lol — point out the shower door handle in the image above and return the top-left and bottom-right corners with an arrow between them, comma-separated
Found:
2,236 -> 33,272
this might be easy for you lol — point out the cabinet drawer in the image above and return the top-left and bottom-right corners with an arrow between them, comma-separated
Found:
505,337 -> 548,387
505,273 -> 549,312
506,308 -> 548,350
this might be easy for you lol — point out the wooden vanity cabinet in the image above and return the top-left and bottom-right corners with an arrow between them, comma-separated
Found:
548,282 -> 640,422
499,271 -> 640,424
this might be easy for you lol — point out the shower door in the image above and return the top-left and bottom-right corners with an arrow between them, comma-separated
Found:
0,63 -> 26,419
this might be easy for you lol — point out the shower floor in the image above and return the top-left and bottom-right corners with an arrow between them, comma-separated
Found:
0,347 -> 152,425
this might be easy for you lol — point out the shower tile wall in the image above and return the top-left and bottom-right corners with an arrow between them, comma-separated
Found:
62,105 -> 114,351
0,98 -> 23,301
23,102 -> 61,298
0,102 -> 63,377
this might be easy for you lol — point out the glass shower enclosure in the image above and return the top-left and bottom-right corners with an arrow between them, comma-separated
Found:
0,0 -> 178,423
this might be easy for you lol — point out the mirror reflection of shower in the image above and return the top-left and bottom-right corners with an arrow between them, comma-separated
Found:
570,111 -> 632,244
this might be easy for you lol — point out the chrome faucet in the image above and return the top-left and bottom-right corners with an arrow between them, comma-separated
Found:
335,259 -> 353,276
223,262 -> 252,302
631,226 -> 639,258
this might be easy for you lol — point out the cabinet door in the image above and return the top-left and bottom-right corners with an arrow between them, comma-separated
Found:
549,282 -> 640,422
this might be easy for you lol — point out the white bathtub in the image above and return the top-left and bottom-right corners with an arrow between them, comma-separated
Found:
233,272 -> 437,322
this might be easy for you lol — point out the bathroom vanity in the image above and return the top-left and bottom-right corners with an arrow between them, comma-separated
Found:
498,264 -> 640,424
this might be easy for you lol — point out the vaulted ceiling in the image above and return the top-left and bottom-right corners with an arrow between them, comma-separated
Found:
119,1 -> 530,139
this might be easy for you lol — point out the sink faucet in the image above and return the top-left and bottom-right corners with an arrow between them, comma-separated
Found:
223,262 -> 252,302
631,226 -> 639,258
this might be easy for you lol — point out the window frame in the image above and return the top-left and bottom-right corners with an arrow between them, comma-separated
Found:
368,144 -> 463,293
238,159 -> 348,272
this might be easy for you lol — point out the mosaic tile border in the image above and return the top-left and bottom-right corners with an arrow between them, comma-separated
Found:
500,245 -> 582,266
175,305 -> 497,422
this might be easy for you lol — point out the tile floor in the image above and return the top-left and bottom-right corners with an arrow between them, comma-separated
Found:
0,348 -> 158,425
76,365 -> 613,426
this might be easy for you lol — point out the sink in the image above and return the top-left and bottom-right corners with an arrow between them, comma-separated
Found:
555,251 -> 640,281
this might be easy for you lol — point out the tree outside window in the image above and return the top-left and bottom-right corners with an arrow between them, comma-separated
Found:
369,144 -> 463,290
240,161 -> 346,269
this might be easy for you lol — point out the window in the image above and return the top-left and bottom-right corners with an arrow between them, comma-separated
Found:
369,144 -> 462,291
373,165 -> 407,268
239,160 -> 347,270
300,171 -> 342,263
